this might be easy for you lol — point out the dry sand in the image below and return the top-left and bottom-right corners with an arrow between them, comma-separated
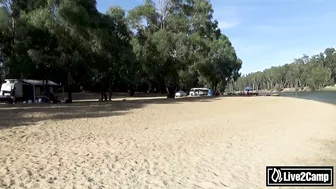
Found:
0,97 -> 335,189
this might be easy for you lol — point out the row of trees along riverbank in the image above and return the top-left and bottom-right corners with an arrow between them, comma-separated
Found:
229,48 -> 336,92
0,0 -> 242,101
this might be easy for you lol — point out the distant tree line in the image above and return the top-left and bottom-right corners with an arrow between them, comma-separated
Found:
230,48 -> 336,91
0,0 -> 242,101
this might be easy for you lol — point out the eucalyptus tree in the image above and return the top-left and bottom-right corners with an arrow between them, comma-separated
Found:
0,0 -> 244,98
127,0 -> 192,98
182,0 -> 241,94
106,6 -> 138,97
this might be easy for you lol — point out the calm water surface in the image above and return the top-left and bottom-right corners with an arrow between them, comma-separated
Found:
280,91 -> 336,105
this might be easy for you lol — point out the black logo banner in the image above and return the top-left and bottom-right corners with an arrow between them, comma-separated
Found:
266,166 -> 334,187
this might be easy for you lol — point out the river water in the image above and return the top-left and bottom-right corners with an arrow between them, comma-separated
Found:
280,91 -> 336,105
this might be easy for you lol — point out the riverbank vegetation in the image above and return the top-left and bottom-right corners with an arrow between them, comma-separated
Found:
0,0 -> 242,101
232,48 -> 336,91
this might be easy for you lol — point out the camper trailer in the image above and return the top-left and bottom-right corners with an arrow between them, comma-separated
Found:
0,79 -> 31,102
0,79 -> 61,103
189,88 -> 209,96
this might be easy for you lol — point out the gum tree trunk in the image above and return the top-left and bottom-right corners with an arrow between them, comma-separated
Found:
67,71 -> 72,103
166,86 -> 176,98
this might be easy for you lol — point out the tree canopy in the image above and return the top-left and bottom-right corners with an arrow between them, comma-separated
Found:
0,0 -> 242,100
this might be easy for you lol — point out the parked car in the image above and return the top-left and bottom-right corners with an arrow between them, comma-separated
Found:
175,91 -> 187,97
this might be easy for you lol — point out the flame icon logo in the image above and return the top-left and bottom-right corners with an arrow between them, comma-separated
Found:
271,168 -> 283,182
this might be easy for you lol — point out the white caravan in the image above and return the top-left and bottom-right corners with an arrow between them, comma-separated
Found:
0,79 -> 61,103
0,79 -> 29,99
189,88 -> 209,96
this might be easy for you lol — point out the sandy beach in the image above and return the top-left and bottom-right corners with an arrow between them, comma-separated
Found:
0,96 -> 335,189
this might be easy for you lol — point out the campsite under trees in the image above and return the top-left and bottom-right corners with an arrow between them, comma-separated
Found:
1,0 -> 335,102
0,0 -> 242,101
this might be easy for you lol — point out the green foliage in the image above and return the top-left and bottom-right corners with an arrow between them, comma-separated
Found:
0,0 -> 242,99
235,48 -> 336,91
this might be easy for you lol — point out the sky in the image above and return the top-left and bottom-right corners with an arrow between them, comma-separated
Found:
96,0 -> 336,74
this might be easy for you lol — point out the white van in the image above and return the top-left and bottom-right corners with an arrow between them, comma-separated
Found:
189,88 -> 209,96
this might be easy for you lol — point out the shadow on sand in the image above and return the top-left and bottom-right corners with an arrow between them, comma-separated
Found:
0,96 -> 221,129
